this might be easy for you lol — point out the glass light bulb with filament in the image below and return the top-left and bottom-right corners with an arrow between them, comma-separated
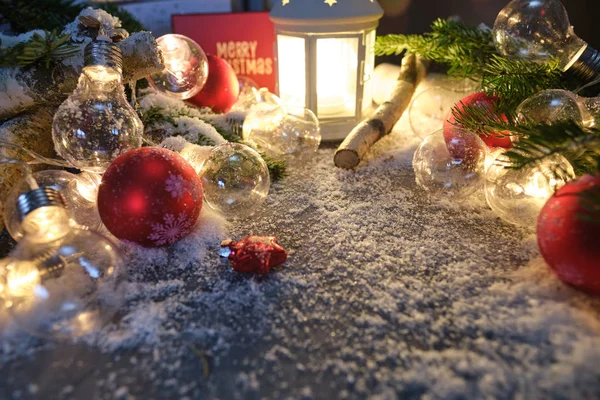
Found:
148,34 -> 209,100
52,40 -> 143,172
4,170 -> 105,241
0,187 -> 125,339
485,153 -> 575,228
493,0 -> 600,81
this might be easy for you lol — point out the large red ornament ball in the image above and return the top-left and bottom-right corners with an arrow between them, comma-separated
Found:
444,92 -> 512,149
188,54 -> 239,113
537,174 -> 600,293
98,147 -> 203,248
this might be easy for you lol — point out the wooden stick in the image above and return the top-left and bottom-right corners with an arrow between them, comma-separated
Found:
334,54 -> 429,169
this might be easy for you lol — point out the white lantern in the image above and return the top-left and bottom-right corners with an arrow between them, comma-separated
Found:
269,0 -> 384,141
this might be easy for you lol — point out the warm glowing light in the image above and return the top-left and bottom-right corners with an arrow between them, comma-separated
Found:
5,260 -> 41,298
277,35 -> 306,107
159,35 -> 193,85
316,37 -> 358,117
74,172 -> 102,204
21,207 -> 72,244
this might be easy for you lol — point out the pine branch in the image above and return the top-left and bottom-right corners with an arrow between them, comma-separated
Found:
0,31 -> 79,68
375,18 -> 496,77
452,102 -> 600,174
0,0 -> 144,34
481,55 -> 564,113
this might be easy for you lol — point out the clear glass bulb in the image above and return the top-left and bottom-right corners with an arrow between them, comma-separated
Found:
200,143 -> 270,219
52,41 -> 143,173
4,170 -> 106,241
413,128 -> 488,199
516,89 -> 584,125
243,104 -> 321,166
0,227 -> 125,339
485,153 -> 575,227
409,86 -> 475,139
148,34 -> 209,100
493,0 -> 587,71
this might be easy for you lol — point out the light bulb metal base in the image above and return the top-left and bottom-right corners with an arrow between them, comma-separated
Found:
84,40 -> 123,73
17,187 -> 67,223
570,45 -> 600,82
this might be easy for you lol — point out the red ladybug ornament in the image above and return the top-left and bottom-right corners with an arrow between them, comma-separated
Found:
537,174 -> 600,294
188,54 -> 239,113
98,147 -> 203,248
221,236 -> 287,274
444,92 -> 512,149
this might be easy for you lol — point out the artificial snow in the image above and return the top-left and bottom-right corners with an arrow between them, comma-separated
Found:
1,75 -> 600,399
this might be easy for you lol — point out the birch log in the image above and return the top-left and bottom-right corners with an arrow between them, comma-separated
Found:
334,54 -> 429,169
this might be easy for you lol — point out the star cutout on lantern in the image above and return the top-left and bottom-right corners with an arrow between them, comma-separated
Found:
324,0 -> 337,6
282,0 -> 290,5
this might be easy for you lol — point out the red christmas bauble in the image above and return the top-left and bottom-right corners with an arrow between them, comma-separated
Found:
97,147 -> 203,248
444,92 -> 512,149
537,174 -> 600,293
188,54 -> 239,113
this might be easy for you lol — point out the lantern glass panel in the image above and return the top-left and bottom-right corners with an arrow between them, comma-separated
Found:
277,35 -> 306,107
362,30 -> 376,112
316,37 -> 359,118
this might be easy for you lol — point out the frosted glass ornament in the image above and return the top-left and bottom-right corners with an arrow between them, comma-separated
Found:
0,226 -> 125,339
485,154 -> 575,228
409,87 -> 474,139
3,170 -> 106,241
243,104 -> 321,166
413,128 -> 488,198
148,34 -> 209,99
200,143 -> 270,219
516,89 -> 583,125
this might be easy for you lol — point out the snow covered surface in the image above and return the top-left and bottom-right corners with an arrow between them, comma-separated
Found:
2,77 -> 600,399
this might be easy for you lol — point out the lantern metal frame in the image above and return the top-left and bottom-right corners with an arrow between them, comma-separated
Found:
270,0 -> 383,141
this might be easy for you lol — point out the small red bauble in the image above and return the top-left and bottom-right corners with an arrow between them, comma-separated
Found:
537,174 -> 600,294
188,54 -> 239,113
221,236 -> 287,274
98,147 -> 203,248
444,92 -> 512,149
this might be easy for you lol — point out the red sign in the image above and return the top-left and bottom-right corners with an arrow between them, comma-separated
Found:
172,12 -> 276,93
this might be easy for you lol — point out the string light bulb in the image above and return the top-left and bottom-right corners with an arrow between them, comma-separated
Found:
52,39 -> 143,172
148,34 -> 209,99
493,0 -> 600,81
0,186 -> 125,339
3,170 -> 105,241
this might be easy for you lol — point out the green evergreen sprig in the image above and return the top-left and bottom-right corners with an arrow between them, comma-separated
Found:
482,55 -> 564,113
375,19 -> 565,113
451,103 -> 600,175
0,0 -> 144,34
375,18 -> 496,77
0,31 -> 79,68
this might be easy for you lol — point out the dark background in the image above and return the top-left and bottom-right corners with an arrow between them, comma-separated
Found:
237,0 -> 600,53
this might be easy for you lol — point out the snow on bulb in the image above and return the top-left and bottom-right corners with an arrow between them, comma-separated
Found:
413,128 -> 488,199
148,34 -> 209,100
52,40 -> 143,173
200,143 -> 270,219
485,153 -> 575,228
